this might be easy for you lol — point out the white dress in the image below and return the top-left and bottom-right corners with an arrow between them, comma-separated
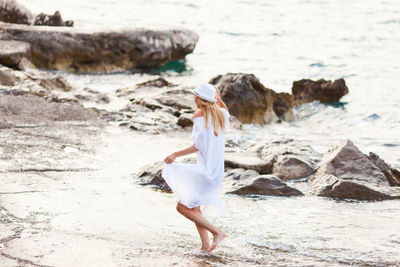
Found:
162,107 -> 230,217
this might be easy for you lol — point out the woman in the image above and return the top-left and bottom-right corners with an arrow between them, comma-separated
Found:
162,82 -> 230,252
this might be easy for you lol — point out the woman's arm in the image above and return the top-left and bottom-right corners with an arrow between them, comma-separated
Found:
164,144 -> 198,164
214,87 -> 229,111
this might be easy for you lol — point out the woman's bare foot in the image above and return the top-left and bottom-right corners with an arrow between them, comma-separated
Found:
208,231 -> 226,252
200,246 -> 210,252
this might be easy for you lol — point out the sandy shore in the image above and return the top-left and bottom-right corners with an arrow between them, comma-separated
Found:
1,94 -> 399,266
1,116 -> 350,266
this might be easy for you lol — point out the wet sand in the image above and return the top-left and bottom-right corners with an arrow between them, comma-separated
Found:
0,122 -> 346,267
1,96 -> 399,266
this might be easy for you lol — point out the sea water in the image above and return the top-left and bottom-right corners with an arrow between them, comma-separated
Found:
17,0 -> 400,265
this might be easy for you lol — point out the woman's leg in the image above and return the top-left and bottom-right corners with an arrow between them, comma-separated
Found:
176,203 -> 226,251
176,202 -> 219,234
193,207 -> 210,251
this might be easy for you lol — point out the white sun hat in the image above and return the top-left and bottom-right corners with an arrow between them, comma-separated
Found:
192,83 -> 217,102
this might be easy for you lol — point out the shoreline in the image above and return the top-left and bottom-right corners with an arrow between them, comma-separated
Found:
1,122 -> 400,266
1,0 -> 400,264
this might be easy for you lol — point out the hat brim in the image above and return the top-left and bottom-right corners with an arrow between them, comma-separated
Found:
192,90 -> 217,103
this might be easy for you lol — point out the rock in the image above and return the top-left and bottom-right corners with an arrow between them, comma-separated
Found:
75,93 -> 110,104
117,78 -> 178,98
131,97 -> 163,111
0,22 -> 199,73
0,0 -> 33,25
74,87 -> 110,104
38,75 -> 72,92
0,68 -> 16,85
292,78 -> 349,104
154,89 -> 195,110
248,138 -> 321,180
117,82 -> 243,133
0,1 -> 72,27
272,156 -> 316,181
135,163 -> 304,197
0,40 -> 34,70
0,120 -> 13,128
225,138 -> 240,149
209,73 -> 296,124
270,91 -> 295,121
135,161 -> 171,192
224,168 -> 259,181
310,140 -> 400,200
33,11 -> 73,27
115,103 -> 182,134
368,152 -> 400,187
312,140 -> 388,185
0,94 -> 98,125
177,115 -> 193,127
224,168 -> 303,196
117,81 -> 252,133
97,94 -> 110,104
209,73 -> 276,124
136,78 -> 176,88
224,152 -> 271,174
0,64 -> 83,103
311,175 -> 395,201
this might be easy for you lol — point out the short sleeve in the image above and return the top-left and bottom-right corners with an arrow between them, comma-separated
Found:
191,119 -> 205,153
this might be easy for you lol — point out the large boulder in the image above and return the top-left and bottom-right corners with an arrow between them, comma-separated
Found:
209,73 -> 275,124
311,140 -> 400,200
0,0 -> 33,25
272,156 -> 316,181
209,73 -> 294,124
224,168 -> 303,196
0,22 -> 199,73
312,140 -> 387,185
292,78 -> 349,104
311,175 -> 395,201
247,139 -> 321,180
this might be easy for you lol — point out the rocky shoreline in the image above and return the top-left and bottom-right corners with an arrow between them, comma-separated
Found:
136,138 -> 400,201
1,1 -> 400,265
1,37 -> 398,202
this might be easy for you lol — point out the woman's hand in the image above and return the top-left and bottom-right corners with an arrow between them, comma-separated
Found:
164,153 -> 177,164
164,145 -> 198,164
214,86 -> 228,110
214,87 -> 221,100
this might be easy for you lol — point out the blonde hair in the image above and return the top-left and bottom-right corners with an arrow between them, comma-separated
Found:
198,98 -> 226,136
